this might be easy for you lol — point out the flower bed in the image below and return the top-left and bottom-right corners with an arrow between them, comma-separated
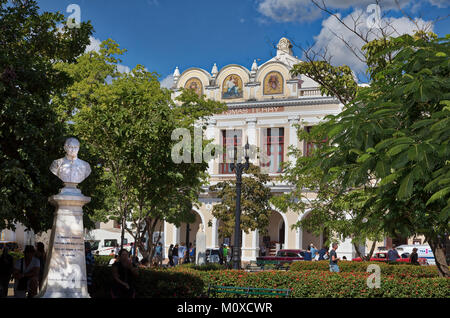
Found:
91,265 -> 449,298
289,261 -> 439,278
174,268 -> 449,298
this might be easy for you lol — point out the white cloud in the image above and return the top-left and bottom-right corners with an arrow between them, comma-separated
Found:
85,36 -> 101,53
309,9 -> 433,78
116,64 -> 131,74
160,74 -> 174,89
257,0 -> 436,23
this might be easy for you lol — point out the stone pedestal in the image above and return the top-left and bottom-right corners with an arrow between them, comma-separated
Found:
37,186 -> 90,298
195,229 -> 206,265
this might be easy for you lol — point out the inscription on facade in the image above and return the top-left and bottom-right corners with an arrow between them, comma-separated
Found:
222,106 -> 285,115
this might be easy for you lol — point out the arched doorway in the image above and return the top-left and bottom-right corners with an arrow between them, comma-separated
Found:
298,211 -> 324,250
179,210 -> 203,248
260,210 -> 287,256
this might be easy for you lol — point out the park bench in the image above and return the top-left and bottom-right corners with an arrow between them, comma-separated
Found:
207,284 -> 291,298
245,260 -> 264,272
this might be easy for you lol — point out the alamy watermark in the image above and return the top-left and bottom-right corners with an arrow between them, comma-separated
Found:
66,4 -> 81,29
366,4 -> 382,29
366,264 -> 381,289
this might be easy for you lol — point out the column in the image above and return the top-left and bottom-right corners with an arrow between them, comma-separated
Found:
246,117 -> 257,164
288,115 -> 300,164
205,119 -> 217,175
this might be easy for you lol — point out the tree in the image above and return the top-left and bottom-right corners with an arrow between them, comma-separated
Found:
272,124 -> 386,260
209,164 -> 273,239
55,42 -> 226,260
0,0 -> 92,232
286,33 -> 449,276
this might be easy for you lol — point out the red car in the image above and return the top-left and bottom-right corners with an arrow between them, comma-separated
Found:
352,252 -> 427,265
256,249 -> 305,266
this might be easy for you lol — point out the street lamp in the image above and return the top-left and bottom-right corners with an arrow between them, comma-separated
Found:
230,137 -> 250,270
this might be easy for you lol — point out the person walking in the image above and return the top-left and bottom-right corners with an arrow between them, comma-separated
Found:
35,242 -> 46,291
223,244 -> 228,265
168,244 -> 174,267
13,245 -> 40,298
178,243 -> 186,265
310,243 -> 318,261
260,244 -> 266,257
85,242 -> 95,296
409,248 -> 420,265
0,247 -> 14,297
303,246 -> 312,261
172,244 -> 179,266
155,242 -> 163,267
218,244 -> 224,265
387,245 -> 400,263
189,243 -> 195,263
329,242 -> 340,272
111,249 -> 138,298
318,245 -> 328,261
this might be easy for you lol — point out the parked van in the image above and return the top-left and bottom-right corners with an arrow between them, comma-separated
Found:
85,228 -> 133,256
395,244 -> 435,265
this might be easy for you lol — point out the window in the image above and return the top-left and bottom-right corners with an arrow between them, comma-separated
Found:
220,130 -> 242,174
304,126 -> 314,157
261,127 -> 284,173
304,126 -> 327,156
104,239 -> 117,248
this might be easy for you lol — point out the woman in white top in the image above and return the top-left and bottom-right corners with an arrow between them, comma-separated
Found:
13,245 -> 40,298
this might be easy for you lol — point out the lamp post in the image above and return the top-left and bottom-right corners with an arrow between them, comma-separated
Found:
230,137 -> 250,270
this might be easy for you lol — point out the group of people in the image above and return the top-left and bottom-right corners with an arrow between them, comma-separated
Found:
0,243 -> 48,297
387,245 -> 420,265
167,242 -> 195,267
0,242 -> 96,298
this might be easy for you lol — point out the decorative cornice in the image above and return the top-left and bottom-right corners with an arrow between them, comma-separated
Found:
225,96 -> 339,109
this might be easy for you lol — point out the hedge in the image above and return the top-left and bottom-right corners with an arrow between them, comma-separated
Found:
91,265 -> 204,298
289,261 -> 439,278
172,268 -> 449,298
94,255 -> 115,266
179,263 -> 226,271
91,265 -> 449,298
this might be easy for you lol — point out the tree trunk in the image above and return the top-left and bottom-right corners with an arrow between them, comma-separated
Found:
353,243 -> 363,259
428,237 -> 450,277
365,241 -> 377,261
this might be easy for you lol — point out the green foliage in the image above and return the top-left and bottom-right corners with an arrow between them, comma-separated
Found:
282,32 -> 450,275
290,61 -> 358,104
180,262 -> 226,271
91,265 -> 204,298
93,255 -> 114,266
290,261 -> 439,278
55,42 -> 226,260
0,0 -> 92,232
209,164 -> 273,238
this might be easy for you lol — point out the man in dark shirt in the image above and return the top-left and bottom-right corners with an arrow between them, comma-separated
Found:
387,245 -> 400,263
409,248 -> 419,265
329,243 -> 339,272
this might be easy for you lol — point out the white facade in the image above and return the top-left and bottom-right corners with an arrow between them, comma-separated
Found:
165,37 -> 357,262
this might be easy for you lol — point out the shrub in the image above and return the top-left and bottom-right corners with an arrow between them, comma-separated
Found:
169,267 -> 449,298
91,265 -> 204,298
289,261 -> 439,278
180,263 -> 226,271
94,255 -> 115,266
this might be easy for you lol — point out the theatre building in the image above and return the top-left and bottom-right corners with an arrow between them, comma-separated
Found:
153,37 -> 363,262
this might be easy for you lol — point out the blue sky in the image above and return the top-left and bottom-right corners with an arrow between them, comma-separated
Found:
38,0 -> 450,84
